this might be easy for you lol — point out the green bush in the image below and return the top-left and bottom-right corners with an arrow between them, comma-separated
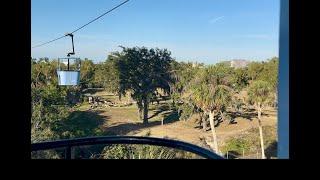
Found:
178,103 -> 195,121
99,144 -> 200,159
222,138 -> 252,154
221,125 -> 278,158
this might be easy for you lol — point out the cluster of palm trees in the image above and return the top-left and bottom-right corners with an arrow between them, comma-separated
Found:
170,61 -> 277,159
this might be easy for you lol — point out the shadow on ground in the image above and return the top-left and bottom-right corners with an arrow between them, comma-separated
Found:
54,110 -> 110,139
148,104 -> 171,120
265,141 -> 278,159
224,151 -> 241,159
103,110 -> 180,136
228,111 -> 270,122
82,88 -> 105,95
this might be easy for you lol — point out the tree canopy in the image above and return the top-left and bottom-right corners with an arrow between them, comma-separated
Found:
115,47 -> 175,123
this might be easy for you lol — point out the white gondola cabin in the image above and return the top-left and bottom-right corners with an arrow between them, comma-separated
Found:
57,57 -> 81,86
57,33 -> 81,86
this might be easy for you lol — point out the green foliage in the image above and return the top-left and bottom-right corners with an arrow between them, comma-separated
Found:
93,55 -> 120,93
257,57 -> 279,90
80,59 -> 95,88
222,138 -> 252,154
53,111 -> 105,139
114,47 -> 175,123
248,61 -> 264,81
31,54 -> 279,159
189,65 -> 233,113
178,103 -> 195,121
248,58 -> 279,90
170,61 -> 201,95
100,144 -> 199,159
31,59 -> 59,87
231,68 -> 250,91
31,149 -> 64,159
31,59 -> 83,143
209,63 -> 234,86
31,89 -> 70,142
116,47 -> 174,96
231,97 -> 245,113
221,126 -> 277,157
248,80 -> 273,106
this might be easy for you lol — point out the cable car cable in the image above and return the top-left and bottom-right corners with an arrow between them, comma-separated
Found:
32,0 -> 130,49
70,0 -> 130,34
32,35 -> 67,49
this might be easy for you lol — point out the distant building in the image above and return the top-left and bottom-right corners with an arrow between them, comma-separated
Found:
192,62 -> 205,68
218,59 -> 251,69
192,62 -> 199,68
230,59 -> 251,69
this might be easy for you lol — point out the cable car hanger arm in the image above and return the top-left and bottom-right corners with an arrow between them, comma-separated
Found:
66,33 -> 75,57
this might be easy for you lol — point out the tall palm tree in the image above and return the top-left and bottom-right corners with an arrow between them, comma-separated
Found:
248,80 -> 272,159
189,67 -> 232,154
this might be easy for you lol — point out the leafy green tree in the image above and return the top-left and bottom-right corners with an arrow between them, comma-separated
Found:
80,59 -> 95,89
257,58 -> 278,88
248,62 -> 264,81
257,57 -> 279,107
31,59 -> 59,88
170,61 -> 201,107
177,102 -> 195,121
231,68 -> 250,91
31,59 -> 81,143
114,47 -> 174,124
31,83 -> 70,143
93,54 -> 120,93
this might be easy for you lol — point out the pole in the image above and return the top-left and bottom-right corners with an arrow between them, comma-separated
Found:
242,149 -> 245,158
71,34 -> 75,54
67,58 -> 70,71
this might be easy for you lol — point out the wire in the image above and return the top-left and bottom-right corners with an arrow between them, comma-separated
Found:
71,0 -> 130,34
32,35 -> 67,49
32,0 -> 130,49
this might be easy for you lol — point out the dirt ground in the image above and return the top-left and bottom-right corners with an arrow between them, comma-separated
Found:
80,90 -> 278,151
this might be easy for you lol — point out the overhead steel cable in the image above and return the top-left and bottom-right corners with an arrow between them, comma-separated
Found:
32,0 -> 130,49
32,35 -> 68,49
71,0 -> 130,34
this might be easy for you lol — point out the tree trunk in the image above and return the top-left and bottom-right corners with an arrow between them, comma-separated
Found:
257,103 -> 266,159
220,111 -> 225,122
143,98 -> 149,124
201,113 -> 207,131
209,111 -> 219,154
137,100 -> 143,121
274,90 -> 278,108
139,108 -> 143,121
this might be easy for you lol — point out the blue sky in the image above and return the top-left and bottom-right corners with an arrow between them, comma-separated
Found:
31,0 -> 280,64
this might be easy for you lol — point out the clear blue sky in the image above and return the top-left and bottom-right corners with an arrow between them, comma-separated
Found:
31,0 -> 280,64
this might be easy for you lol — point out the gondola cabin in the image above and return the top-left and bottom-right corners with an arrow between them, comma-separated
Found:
57,57 -> 81,86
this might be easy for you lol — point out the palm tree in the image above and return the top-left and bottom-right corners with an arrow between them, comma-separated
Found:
248,80 -> 272,159
189,67 -> 232,154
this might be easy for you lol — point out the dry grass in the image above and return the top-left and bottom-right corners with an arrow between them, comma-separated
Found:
76,91 -> 277,157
